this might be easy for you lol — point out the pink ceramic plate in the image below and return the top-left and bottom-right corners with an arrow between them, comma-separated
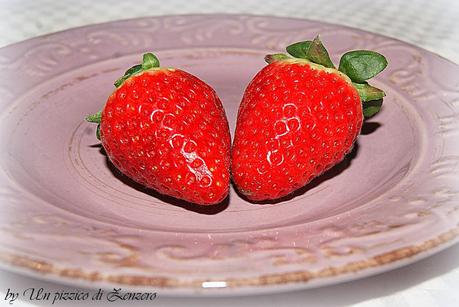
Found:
0,15 -> 459,296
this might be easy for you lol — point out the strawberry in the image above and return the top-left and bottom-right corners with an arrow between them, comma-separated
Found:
231,36 -> 387,201
86,53 -> 231,205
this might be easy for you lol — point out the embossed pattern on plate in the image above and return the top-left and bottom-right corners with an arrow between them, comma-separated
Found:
0,15 -> 458,295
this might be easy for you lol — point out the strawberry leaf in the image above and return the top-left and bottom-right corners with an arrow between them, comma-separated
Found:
114,64 -> 143,88
286,36 -> 335,68
353,82 -> 385,102
265,53 -> 290,64
85,111 -> 102,123
307,36 -> 335,68
142,53 -> 160,70
114,53 -> 161,88
363,99 -> 383,119
85,111 -> 102,140
339,50 -> 388,82
96,124 -> 101,140
286,41 -> 312,59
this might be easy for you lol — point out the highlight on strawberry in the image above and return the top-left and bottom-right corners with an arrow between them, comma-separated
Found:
231,36 -> 388,201
86,53 -> 231,205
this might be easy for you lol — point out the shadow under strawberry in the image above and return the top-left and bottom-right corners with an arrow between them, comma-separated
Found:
92,145 -> 230,215
360,121 -> 381,135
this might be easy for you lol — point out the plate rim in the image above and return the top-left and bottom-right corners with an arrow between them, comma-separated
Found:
1,228 -> 458,296
1,13 -> 459,295
1,13 -> 458,67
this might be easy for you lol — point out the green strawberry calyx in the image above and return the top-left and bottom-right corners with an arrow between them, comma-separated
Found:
266,36 -> 388,119
114,53 -> 160,88
85,53 -> 161,140
85,111 -> 102,140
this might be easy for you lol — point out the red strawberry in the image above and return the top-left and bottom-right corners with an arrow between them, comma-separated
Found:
231,36 -> 387,201
86,53 -> 231,205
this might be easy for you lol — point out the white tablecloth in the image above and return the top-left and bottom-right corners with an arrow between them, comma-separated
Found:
0,0 -> 458,306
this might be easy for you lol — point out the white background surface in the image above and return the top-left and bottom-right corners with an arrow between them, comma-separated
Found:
0,0 -> 459,306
